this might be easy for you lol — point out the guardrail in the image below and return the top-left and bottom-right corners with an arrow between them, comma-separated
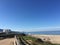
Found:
14,35 -> 20,45
21,37 -> 31,45
13,35 -> 31,45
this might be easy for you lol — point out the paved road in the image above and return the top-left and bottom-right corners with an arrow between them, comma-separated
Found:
0,38 -> 15,45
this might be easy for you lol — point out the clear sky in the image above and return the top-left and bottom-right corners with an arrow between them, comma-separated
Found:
0,0 -> 60,31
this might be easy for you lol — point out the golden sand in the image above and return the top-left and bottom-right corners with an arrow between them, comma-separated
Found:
31,34 -> 60,44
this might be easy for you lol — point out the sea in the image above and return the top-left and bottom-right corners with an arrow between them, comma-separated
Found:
25,31 -> 60,35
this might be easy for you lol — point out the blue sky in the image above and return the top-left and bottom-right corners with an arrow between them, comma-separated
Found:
0,0 -> 60,31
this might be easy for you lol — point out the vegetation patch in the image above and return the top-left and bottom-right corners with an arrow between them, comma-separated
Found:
22,35 -> 60,45
18,34 -> 60,45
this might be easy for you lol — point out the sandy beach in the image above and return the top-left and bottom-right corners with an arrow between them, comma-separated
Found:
31,34 -> 60,44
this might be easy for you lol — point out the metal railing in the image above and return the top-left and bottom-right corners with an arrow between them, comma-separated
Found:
13,35 -> 31,45
14,35 -> 20,45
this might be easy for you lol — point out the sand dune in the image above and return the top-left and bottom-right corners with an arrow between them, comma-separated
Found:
31,35 -> 60,44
